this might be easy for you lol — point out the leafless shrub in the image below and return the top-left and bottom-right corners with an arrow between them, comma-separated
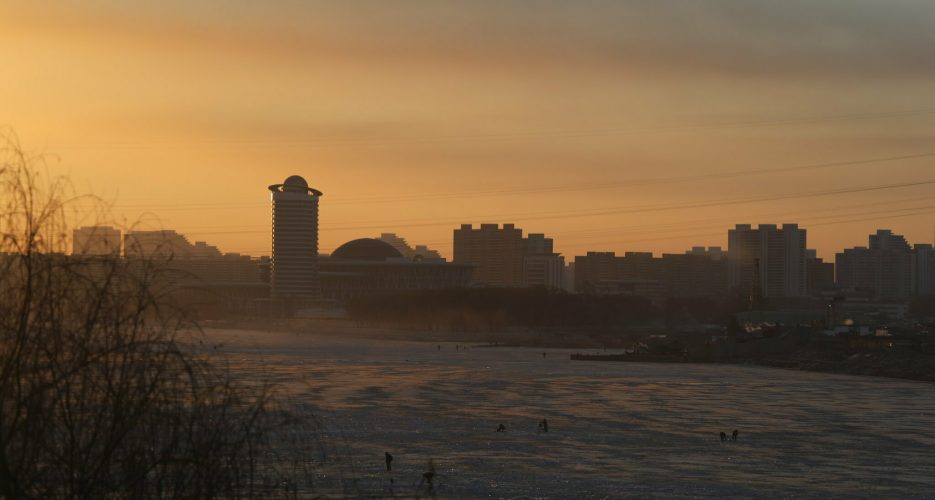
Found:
0,133 -> 330,498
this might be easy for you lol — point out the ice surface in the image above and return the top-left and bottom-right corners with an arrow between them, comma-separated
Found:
206,329 -> 935,498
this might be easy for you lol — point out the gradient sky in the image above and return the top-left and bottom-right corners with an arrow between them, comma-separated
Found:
2,1 -> 934,260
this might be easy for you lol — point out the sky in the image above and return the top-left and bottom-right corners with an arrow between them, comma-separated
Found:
2,0 -> 934,260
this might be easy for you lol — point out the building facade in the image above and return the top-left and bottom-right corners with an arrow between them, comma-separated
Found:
453,223 -> 526,287
268,175 -> 323,300
806,250 -> 835,296
320,238 -> 472,301
836,229 -> 914,300
522,233 -> 564,288
727,223 -> 808,300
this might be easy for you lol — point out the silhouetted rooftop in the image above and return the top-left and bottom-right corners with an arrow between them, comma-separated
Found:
331,238 -> 404,261
268,175 -> 323,196
283,175 -> 308,191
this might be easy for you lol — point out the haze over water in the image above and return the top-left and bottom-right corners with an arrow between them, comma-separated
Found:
211,329 -> 935,498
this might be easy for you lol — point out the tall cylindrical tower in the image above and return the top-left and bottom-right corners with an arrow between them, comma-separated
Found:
268,175 -> 322,300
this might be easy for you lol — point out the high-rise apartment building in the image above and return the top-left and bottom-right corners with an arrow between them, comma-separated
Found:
453,224 -> 526,287
660,251 -> 727,299
523,233 -> 564,288
573,251 -> 620,293
837,229 -> 913,300
269,175 -> 322,300
576,248 -> 726,300
73,225 -> 121,255
727,224 -> 807,300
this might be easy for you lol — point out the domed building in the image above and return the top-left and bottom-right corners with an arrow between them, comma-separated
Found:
331,238 -> 404,261
319,238 -> 473,302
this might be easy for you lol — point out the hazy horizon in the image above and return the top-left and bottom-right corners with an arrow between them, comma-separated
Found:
2,1 -> 934,260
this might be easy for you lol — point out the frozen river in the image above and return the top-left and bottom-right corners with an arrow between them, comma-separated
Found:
208,329 -> 935,498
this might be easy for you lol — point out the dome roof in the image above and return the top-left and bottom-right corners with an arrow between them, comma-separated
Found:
331,238 -> 403,261
283,175 -> 309,192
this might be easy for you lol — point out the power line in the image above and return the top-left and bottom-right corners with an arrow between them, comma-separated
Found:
177,177 -> 935,236
96,150 -> 934,211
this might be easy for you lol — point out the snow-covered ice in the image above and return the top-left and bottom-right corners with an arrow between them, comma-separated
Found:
208,328 -> 935,498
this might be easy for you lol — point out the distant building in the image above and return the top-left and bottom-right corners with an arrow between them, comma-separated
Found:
453,224 -> 526,287
805,249 -> 835,296
660,251 -> 727,300
562,262 -> 576,293
73,225 -> 121,255
378,233 -> 443,260
574,251 -> 621,293
836,230 -> 913,300
618,252 -> 661,282
268,175 -> 323,301
585,279 -> 666,304
576,248 -> 726,301
913,244 -> 935,296
320,238 -> 472,302
124,230 -> 219,259
728,224 -> 808,300
523,233 -> 564,289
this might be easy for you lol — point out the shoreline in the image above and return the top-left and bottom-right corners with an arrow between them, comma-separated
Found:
203,320 -> 935,384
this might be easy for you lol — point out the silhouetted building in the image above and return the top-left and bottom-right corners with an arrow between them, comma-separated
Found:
319,238 -> 472,301
453,224 -> 525,287
268,175 -> 322,301
574,251 -> 620,293
660,251 -> 727,300
120,229 -> 268,316
523,233 -> 564,288
124,230 -> 212,259
378,233 -> 443,260
587,279 -> 666,303
913,244 -> 935,296
562,262 -> 576,292
73,225 -> 121,255
805,249 -> 835,296
836,230 -> 913,300
618,252 -> 662,281
728,224 -> 807,300
576,248 -> 725,301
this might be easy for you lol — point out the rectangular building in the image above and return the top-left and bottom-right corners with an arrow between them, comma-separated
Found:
727,223 -> 807,300
836,230 -> 913,300
453,223 -> 526,287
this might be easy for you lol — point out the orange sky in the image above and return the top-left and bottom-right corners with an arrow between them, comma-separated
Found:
2,1 -> 934,260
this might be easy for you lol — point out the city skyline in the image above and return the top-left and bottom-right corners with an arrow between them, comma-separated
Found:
3,1 -> 935,260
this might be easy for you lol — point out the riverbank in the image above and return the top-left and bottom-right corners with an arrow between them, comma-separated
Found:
204,320 -> 935,383
753,347 -> 935,382
568,348 -> 935,383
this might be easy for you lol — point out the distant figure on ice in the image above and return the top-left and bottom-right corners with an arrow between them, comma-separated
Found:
542,352 -> 547,358
731,429 -> 738,441
385,452 -> 393,471
538,419 -> 549,433
496,424 -> 506,432
437,344 -> 441,351
720,432 -> 728,442
420,460 -> 437,493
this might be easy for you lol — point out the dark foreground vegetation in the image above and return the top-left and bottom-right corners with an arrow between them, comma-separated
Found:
0,136 -> 335,498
